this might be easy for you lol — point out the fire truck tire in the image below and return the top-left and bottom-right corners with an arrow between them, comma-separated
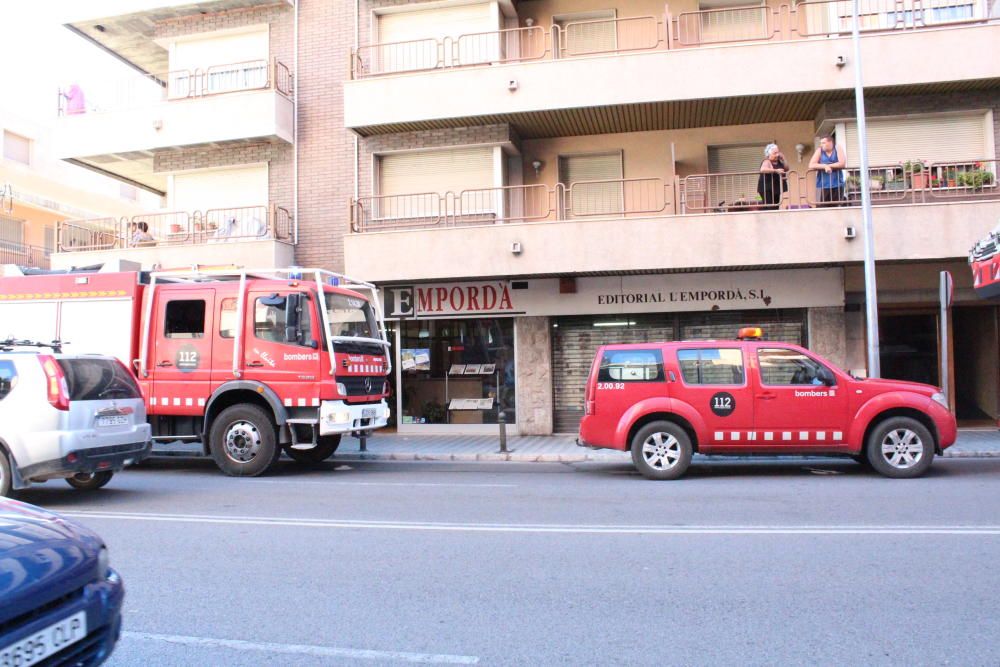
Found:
66,471 -> 114,491
209,404 -> 281,477
630,421 -> 692,481
0,449 -> 12,497
865,416 -> 935,479
285,435 -> 341,465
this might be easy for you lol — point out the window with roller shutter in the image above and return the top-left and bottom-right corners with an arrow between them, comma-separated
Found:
842,113 -> 990,168
560,152 -> 624,217
555,10 -> 617,57
376,3 -> 496,72
706,144 -> 768,208
378,147 -> 496,219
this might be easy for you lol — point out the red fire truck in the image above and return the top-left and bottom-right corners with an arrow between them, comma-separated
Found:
0,265 -> 391,476
970,225 -> 1000,300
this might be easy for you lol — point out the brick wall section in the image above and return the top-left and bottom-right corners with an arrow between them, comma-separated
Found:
359,124 -> 521,198
817,91 -> 1000,148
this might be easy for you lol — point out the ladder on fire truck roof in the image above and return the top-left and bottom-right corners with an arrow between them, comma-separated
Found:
138,266 -> 391,381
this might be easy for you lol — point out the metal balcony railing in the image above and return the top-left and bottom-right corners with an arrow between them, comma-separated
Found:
56,204 -> 294,252
57,58 -> 294,116
351,1 -> 996,77
0,243 -> 50,268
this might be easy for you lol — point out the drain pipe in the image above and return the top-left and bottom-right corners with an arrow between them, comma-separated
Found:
353,0 -> 360,205
293,0 -> 300,245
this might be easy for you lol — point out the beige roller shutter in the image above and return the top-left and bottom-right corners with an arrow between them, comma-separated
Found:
377,3 -> 495,70
556,11 -> 617,56
843,114 -> 988,167
379,147 -> 495,218
698,0 -> 768,43
561,153 -> 624,216
173,165 -> 268,211
707,144 -> 766,207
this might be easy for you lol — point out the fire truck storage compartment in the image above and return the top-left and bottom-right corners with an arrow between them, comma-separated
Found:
0,298 -> 136,365
551,309 -> 806,433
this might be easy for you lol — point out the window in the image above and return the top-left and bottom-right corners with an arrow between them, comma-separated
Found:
758,349 -> 832,386
219,298 -> 238,339
164,300 -> 206,339
325,293 -> 375,339
378,147 -> 495,218
3,131 -> 30,165
560,152 -> 624,216
255,293 -> 313,345
677,348 -> 745,385
555,10 -> 617,57
599,349 -> 664,382
0,361 -> 16,400
842,114 -> 988,167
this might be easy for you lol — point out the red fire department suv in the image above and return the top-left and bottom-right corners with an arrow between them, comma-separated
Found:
578,328 -> 957,480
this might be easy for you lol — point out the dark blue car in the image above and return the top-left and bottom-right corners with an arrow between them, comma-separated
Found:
0,498 -> 123,666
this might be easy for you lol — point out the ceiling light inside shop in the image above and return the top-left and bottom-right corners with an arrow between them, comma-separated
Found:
593,321 -> 637,327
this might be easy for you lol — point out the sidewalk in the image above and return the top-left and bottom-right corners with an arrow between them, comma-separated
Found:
332,428 -> 1000,463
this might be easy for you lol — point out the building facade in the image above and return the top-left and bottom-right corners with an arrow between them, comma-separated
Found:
55,0 -> 1000,433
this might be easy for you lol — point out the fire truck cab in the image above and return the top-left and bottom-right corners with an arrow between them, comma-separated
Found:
578,328 -> 957,480
0,265 -> 392,477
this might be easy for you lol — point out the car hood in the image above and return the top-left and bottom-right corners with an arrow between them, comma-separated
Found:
859,377 -> 939,396
0,499 -> 102,625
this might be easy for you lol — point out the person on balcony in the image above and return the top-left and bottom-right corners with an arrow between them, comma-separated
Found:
809,135 -> 847,206
61,84 -> 86,115
757,144 -> 789,210
130,221 -> 156,247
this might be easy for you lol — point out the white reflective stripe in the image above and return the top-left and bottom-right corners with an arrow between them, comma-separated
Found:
715,432 -> 724,441
284,398 -> 293,407
198,398 -> 206,407
764,432 -> 774,441
816,431 -> 826,440
731,432 -> 740,441
799,431 -> 808,440
747,432 -> 757,441
150,397 -> 157,406
783,432 -> 792,441
312,398 -> 320,407
298,398 -> 306,407
185,398 -> 193,407
173,398 -> 181,406
834,431 -> 843,440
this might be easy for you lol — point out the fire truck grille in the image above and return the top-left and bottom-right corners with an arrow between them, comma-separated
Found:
337,376 -> 385,396
972,237 -> 997,261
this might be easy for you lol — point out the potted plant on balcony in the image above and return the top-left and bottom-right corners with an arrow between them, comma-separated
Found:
886,168 -> 906,191
944,167 -> 959,188
958,166 -> 995,191
905,160 -> 929,189
869,175 -> 885,191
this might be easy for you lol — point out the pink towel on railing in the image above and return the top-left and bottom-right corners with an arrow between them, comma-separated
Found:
64,84 -> 86,115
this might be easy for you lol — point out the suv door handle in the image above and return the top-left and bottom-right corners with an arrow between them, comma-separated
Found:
156,361 -> 173,367
755,393 -> 776,400
246,361 -> 264,367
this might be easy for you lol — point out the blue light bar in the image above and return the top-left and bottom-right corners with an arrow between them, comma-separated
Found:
328,276 -> 340,286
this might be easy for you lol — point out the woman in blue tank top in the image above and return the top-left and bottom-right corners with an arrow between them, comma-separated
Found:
809,135 -> 847,206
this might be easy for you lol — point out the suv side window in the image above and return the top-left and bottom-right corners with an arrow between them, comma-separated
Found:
165,300 -> 206,339
598,349 -> 663,382
677,348 -> 745,385
758,348 -> 832,386
0,361 -> 16,400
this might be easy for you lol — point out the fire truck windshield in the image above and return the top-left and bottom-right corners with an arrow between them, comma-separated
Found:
325,293 -> 378,339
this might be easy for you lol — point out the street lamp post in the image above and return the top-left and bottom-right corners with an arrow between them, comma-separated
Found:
852,0 -> 881,378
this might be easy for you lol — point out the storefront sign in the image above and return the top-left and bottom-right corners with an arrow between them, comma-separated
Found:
384,269 -> 843,319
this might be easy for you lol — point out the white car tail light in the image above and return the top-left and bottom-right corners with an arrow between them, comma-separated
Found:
38,355 -> 70,411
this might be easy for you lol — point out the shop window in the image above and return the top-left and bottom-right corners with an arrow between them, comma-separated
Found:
677,348 -> 745,385
400,318 -> 515,425
598,349 -> 663,382
758,349 -> 831,386
164,300 -> 205,339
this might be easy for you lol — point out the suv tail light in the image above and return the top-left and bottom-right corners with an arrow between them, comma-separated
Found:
38,355 -> 70,411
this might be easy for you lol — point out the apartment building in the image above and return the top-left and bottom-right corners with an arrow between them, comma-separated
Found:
55,0 -> 1000,434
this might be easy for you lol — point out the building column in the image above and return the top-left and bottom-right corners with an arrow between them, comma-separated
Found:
514,316 -> 553,435
807,307 -> 849,370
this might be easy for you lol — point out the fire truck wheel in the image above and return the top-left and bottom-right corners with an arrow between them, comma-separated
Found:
210,404 -> 281,477
0,450 -> 12,497
865,417 -> 935,479
285,435 -> 341,465
66,471 -> 114,491
630,421 -> 692,481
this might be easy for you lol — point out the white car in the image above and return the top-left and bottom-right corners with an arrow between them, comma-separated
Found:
0,341 -> 151,496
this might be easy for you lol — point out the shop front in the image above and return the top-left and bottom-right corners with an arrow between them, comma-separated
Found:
383,267 -> 846,434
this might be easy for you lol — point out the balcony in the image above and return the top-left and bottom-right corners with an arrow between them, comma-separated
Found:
51,203 -> 295,270
0,244 -> 50,270
344,159 -> 999,281
344,2 -> 1000,135
54,59 -> 294,193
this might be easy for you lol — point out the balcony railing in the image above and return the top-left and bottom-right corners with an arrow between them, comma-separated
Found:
351,1 -> 996,77
0,242 -> 50,268
57,58 -> 293,116
57,204 -> 294,252
351,159 -> 998,232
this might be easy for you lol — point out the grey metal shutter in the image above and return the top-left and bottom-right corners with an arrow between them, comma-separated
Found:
551,316 -> 676,433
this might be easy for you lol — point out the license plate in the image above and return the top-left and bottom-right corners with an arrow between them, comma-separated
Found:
362,408 -> 377,419
0,611 -> 87,667
96,415 -> 128,427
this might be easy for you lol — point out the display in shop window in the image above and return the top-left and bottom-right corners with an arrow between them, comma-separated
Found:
401,348 -> 430,371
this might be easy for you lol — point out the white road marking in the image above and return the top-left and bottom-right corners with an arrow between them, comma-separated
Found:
242,479 -> 517,489
60,511 -> 1000,535
122,631 -> 479,664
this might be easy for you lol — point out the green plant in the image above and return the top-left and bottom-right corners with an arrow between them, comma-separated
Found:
903,160 -> 925,174
958,169 -> 995,190
845,175 -> 859,189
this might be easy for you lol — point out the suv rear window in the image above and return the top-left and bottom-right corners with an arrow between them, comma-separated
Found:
598,349 -> 663,382
57,358 -> 141,401
0,361 -> 15,400
677,348 -> 745,385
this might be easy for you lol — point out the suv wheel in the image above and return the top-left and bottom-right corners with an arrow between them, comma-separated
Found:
209,404 -> 281,477
0,450 -> 12,497
285,435 -> 341,465
631,421 -> 693,481
866,417 -> 935,479
66,471 -> 114,491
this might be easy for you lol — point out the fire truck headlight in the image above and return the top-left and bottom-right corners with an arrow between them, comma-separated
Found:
931,392 -> 949,410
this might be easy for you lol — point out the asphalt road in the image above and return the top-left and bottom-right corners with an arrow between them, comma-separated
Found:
18,455 -> 1000,666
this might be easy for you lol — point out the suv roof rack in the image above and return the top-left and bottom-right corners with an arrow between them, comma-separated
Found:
0,338 -> 65,353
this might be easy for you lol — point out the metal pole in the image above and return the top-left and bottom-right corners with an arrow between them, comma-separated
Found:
939,271 -> 951,404
852,0 -> 880,378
